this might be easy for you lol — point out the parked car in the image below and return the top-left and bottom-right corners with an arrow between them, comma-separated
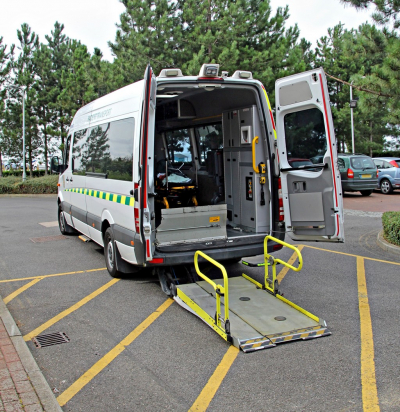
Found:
337,153 -> 378,196
373,157 -> 400,194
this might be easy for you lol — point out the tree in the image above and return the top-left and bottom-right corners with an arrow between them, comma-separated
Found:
341,0 -> 400,28
0,37 -> 14,176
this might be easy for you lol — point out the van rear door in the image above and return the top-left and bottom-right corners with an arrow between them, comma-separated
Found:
139,65 -> 157,261
275,68 -> 344,242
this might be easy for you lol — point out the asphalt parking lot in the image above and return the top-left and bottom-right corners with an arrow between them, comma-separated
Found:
0,193 -> 399,411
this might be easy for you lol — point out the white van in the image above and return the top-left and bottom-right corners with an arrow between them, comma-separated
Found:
52,65 -> 344,284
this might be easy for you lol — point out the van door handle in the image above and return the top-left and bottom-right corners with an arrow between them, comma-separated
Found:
70,178 -> 73,183
66,177 -> 70,182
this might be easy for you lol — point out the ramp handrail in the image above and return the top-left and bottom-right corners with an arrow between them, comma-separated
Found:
252,136 -> 260,173
194,251 -> 230,333
264,235 -> 303,294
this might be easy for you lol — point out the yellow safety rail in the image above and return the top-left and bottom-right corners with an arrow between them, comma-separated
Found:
194,251 -> 230,332
263,235 -> 303,294
252,136 -> 260,173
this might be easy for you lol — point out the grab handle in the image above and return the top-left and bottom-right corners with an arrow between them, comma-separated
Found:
252,136 -> 260,173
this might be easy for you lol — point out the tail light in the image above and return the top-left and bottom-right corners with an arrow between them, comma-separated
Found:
278,178 -> 284,222
134,183 -> 140,233
347,168 -> 354,178
389,160 -> 399,168
376,169 -> 379,178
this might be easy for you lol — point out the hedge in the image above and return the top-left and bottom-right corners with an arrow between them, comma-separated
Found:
1,170 -> 49,177
0,175 -> 58,194
382,211 -> 400,247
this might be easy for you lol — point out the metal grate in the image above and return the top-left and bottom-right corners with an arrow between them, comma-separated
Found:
32,332 -> 70,348
30,235 -> 66,243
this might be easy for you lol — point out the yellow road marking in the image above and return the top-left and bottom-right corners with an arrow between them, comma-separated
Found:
357,257 -> 380,412
0,268 -> 106,283
3,278 -> 43,304
57,299 -> 174,407
23,278 -> 119,341
276,245 -> 304,284
303,245 -> 400,266
189,346 -> 239,412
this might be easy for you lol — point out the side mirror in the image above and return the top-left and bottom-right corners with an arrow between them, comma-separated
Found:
50,156 -> 60,174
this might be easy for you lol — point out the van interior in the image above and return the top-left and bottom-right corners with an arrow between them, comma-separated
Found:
153,82 -> 272,249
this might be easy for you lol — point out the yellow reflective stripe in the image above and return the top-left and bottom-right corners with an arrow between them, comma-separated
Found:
68,188 -> 134,206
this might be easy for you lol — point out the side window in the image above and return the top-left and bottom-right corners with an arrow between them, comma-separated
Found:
165,128 -> 193,167
284,108 -> 327,166
72,129 -> 88,175
74,118 -> 134,181
374,159 -> 383,169
383,161 -> 391,169
195,124 -> 223,167
338,158 -> 345,170
64,135 -> 71,167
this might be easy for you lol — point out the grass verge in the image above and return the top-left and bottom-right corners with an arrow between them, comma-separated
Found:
0,175 -> 58,194
382,211 -> 400,247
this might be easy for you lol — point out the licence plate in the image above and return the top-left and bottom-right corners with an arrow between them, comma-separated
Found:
361,174 -> 372,178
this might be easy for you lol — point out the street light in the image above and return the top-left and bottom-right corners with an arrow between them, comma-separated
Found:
9,86 -> 26,181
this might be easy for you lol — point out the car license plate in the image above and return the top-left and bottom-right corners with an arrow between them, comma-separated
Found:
361,174 -> 372,178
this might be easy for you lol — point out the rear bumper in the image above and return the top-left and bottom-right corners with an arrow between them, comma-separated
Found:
341,180 -> 378,191
151,232 -> 285,266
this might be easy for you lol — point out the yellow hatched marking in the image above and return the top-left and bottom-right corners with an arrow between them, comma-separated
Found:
121,195 -> 126,205
0,268 -> 106,283
3,278 -> 43,304
303,245 -> 400,266
189,346 -> 239,412
276,245 -> 304,284
57,299 -> 174,407
23,278 -> 119,341
129,197 -> 134,206
357,257 -> 380,412
106,193 -> 110,200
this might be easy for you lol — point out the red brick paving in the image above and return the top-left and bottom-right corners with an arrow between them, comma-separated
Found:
343,191 -> 400,212
0,321 -> 43,411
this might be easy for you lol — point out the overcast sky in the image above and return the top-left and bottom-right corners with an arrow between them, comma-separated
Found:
1,0 -> 373,62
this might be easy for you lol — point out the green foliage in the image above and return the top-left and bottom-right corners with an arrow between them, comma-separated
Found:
0,175 -> 58,194
382,211 -> 400,247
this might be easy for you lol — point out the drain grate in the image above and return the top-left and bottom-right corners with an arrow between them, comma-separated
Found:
32,332 -> 70,348
30,235 -> 66,243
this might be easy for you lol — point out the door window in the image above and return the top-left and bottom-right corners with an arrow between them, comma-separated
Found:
165,129 -> 192,167
194,124 -> 223,166
284,108 -> 327,166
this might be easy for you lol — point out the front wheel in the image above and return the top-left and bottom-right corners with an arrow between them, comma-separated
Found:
58,207 -> 76,235
104,227 -> 122,278
360,190 -> 372,196
380,179 -> 393,194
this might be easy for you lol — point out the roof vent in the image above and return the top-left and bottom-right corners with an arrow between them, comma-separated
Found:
232,70 -> 253,79
158,68 -> 183,78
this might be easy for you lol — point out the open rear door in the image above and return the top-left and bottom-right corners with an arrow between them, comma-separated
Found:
139,64 -> 157,261
275,68 -> 344,242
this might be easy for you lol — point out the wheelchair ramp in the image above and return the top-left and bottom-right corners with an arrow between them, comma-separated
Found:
175,275 -> 330,353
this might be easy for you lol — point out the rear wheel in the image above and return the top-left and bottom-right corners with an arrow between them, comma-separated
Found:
380,179 -> 393,194
104,227 -> 122,278
360,190 -> 372,196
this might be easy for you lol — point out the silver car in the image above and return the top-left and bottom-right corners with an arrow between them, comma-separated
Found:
373,157 -> 400,194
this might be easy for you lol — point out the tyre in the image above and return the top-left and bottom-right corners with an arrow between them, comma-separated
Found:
380,179 -> 393,194
104,227 -> 122,278
58,207 -> 76,235
360,190 -> 372,196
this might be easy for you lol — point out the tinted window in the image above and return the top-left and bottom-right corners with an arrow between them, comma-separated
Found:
373,159 -> 383,168
165,129 -> 192,166
338,158 -> 345,169
72,118 -> 134,181
284,108 -> 327,166
64,135 -> 71,167
350,157 -> 375,170
195,124 -> 223,166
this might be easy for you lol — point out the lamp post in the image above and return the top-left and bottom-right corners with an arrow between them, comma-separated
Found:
350,82 -> 355,154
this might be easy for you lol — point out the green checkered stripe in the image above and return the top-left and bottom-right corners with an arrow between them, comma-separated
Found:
65,188 -> 135,206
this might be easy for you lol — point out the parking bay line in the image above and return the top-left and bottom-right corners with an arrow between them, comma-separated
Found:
276,245 -> 304,284
0,268 -> 107,283
57,298 -> 174,407
357,257 -> 380,412
23,278 -> 120,341
302,245 -> 400,266
189,346 -> 239,412
3,278 -> 43,304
